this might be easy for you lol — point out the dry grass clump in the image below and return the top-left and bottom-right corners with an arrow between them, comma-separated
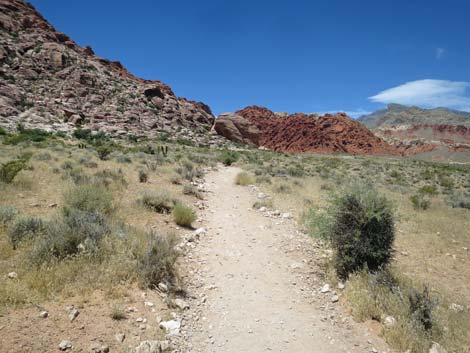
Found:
172,202 -> 196,227
235,172 -> 254,186
139,190 -> 176,213
345,268 -> 469,353
183,184 -> 203,199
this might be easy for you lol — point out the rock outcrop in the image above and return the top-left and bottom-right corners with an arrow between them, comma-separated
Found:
215,106 -> 398,155
0,0 -> 223,145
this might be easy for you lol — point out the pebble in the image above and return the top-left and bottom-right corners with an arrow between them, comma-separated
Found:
39,310 -> 48,318
320,284 -> 330,293
7,272 -> 17,279
115,333 -> 126,343
59,340 -> 72,351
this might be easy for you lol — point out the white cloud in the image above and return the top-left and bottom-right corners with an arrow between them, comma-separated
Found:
435,47 -> 446,59
369,79 -> 470,111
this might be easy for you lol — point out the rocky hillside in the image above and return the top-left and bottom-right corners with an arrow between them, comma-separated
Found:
215,106 -> 398,155
358,104 -> 470,129
0,0 -> 222,145
359,104 -> 470,162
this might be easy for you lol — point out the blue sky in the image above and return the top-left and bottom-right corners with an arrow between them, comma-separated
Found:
29,0 -> 470,116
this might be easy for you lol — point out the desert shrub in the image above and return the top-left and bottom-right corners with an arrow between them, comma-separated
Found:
0,159 -> 26,183
183,184 -> 203,199
170,174 -> 183,185
419,185 -> 438,195
96,145 -> 113,160
287,165 -> 305,177
36,152 -> 52,161
0,205 -> 18,227
116,154 -> 132,164
110,305 -> 126,321
138,170 -> 148,183
252,199 -> 273,209
345,269 -> 438,353
255,175 -> 272,184
3,128 -> 51,145
172,202 -> 196,227
409,285 -> 436,331
31,210 -> 110,264
139,190 -> 175,213
62,184 -> 114,215
410,194 -> 430,210
175,163 -> 202,182
0,127 -> 6,135
8,217 -> 44,249
274,183 -> 291,193
92,169 -> 127,187
137,233 -> 179,289
439,176 -> 454,190
235,172 -> 254,186
310,185 -> 395,278
219,149 -> 240,166
448,194 -> 470,209
61,160 -> 74,170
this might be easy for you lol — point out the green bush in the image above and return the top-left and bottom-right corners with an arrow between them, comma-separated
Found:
287,165 -> 305,177
3,128 -> 51,145
0,205 -> 18,227
418,185 -> 438,195
0,127 -> 6,135
62,184 -> 114,215
137,233 -> 179,289
139,190 -> 175,213
410,194 -> 430,210
172,202 -> 196,227
0,159 -> 26,183
8,217 -> 44,249
219,150 -> 240,166
310,185 -> 395,279
96,145 -> 113,160
138,170 -> 148,183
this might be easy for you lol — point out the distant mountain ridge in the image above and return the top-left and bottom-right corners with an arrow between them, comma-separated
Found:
358,104 -> 470,128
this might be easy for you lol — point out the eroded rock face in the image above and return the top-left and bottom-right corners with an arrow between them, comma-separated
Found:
0,0 -> 222,145
216,106 -> 398,155
214,113 -> 261,146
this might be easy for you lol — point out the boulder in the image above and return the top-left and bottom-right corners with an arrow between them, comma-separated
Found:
214,113 -> 261,146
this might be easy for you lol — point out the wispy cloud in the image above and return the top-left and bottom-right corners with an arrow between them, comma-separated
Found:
435,47 -> 446,60
369,79 -> 470,111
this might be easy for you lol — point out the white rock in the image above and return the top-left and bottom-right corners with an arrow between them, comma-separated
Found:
383,316 -> 396,327
158,283 -> 168,292
159,319 -> 181,335
331,295 -> 339,303
39,310 -> 48,318
320,284 -> 330,293
259,207 -> 267,212
337,282 -> 345,290
429,342 -> 448,353
257,192 -> 267,199
68,308 -> 79,322
194,228 -> 206,236
144,301 -> 155,307
173,298 -> 189,310
449,303 -> 464,312
115,333 -> 126,343
7,272 -> 17,279
281,212 -> 291,219
59,340 -> 72,351
133,340 -> 168,353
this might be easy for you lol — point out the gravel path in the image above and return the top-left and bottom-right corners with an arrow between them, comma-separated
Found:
180,166 -> 391,353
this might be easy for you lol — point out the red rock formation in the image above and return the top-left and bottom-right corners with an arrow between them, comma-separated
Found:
216,106 -> 398,155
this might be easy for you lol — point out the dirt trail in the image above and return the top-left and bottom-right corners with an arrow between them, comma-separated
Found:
181,167 -> 390,353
